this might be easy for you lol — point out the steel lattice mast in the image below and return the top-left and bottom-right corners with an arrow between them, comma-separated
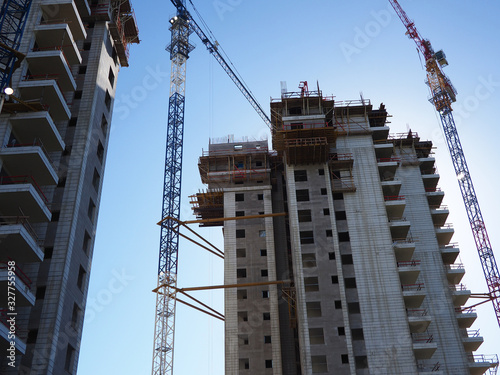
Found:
152,1 -> 194,374
389,0 -> 500,326
153,1 -> 271,374
0,0 -> 33,94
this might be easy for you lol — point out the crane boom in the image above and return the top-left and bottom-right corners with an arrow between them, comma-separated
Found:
152,2 -> 271,374
389,0 -> 500,326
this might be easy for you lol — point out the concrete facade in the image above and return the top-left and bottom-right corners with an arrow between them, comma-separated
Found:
194,87 -> 498,374
0,1 -> 138,373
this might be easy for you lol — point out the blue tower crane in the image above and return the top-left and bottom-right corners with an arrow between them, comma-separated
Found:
152,1 -> 271,374
0,0 -> 33,108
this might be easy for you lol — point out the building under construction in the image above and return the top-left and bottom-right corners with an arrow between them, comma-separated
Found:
0,0 -> 138,373
192,85 -> 499,374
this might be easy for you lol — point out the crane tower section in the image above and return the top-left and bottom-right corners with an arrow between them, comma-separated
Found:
389,0 -> 500,326
152,5 -> 194,375
0,0 -> 32,93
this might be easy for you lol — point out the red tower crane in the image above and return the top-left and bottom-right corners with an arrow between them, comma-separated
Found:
388,0 -> 500,326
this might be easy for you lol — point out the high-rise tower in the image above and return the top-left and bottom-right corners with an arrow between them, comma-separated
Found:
192,85 -> 499,374
0,1 -> 138,373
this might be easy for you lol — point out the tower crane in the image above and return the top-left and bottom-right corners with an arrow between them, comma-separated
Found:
388,0 -> 500,326
152,1 -> 271,374
0,0 -> 33,108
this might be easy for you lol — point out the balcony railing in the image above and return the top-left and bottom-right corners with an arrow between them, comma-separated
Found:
385,195 -> 405,201
449,284 -> 468,292
402,283 -> 425,291
398,260 -> 421,267
3,138 -> 54,165
407,308 -> 429,317
0,262 -> 33,290
377,157 -> 401,163
0,216 -> 42,245
412,333 -> 434,343
0,175 -> 50,206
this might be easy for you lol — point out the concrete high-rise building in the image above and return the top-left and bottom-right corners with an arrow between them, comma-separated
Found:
192,85 -> 499,374
0,1 -> 138,373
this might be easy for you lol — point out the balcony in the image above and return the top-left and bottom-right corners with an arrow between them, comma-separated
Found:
8,112 -> 64,152
25,49 -> 76,92
33,24 -> 82,65
445,263 -> 465,285
430,205 -> 449,227
374,143 -> 394,160
18,79 -> 71,121
74,0 -> 90,18
397,260 -> 421,285
371,126 -> 390,141
0,310 -> 26,355
389,218 -> 411,240
378,157 -> 399,181
393,240 -> 416,262
440,244 -> 460,264
468,354 -> 499,375
462,329 -> 484,352
0,263 -> 35,306
407,309 -> 432,333
0,141 -> 58,185
426,188 -> 445,207
455,307 -> 478,329
40,0 -> 87,40
421,172 -> 440,191
385,195 -> 406,219
402,283 -> 426,308
435,224 -> 454,246
449,284 -> 471,307
0,176 -> 51,222
419,157 -> 436,172
412,333 -> 437,360
0,216 -> 44,263
381,179 -> 401,197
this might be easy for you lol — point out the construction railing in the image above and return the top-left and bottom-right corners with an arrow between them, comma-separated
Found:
384,195 -> 405,201
0,216 -> 42,245
406,308 -> 428,317
402,283 -> 425,291
411,332 -> 434,343
0,175 -> 50,207
397,260 -> 421,267
3,138 -> 54,165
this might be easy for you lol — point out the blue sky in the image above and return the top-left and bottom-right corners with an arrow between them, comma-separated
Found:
78,1 -> 500,373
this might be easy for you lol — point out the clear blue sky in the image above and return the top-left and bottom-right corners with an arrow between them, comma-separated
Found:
78,1 -> 500,373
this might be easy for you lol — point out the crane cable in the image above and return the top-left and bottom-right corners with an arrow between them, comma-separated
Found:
187,0 -> 261,110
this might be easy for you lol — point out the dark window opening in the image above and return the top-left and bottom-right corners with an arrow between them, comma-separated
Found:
97,140 -> 104,164
296,189 -> 310,202
294,170 -> 307,182
334,300 -> 342,309
355,356 -> 368,369
265,360 -> 273,369
329,252 -> 335,260
237,268 -> 247,278
302,253 -> 317,268
300,231 -> 314,244
333,193 -> 344,200
51,211 -> 60,222
331,275 -> 339,284
341,354 -> 349,364
74,90 -> 82,100
306,302 -> 322,317
236,229 -> 245,238
298,209 -> 312,222
239,358 -> 249,370
352,328 -> 365,341
263,312 -> 271,320
338,326 -> 345,336
304,277 -> 319,292
64,345 -> 75,372
326,229 -> 333,237
341,254 -> 353,265
104,90 -> 112,110
323,208 -> 330,215
235,193 -> 244,202
27,329 -> 38,344
108,67 -> 115,87
88,199 -> 96,222
335,211 -> 347,220
36,286 -> 46,299
78,66 -> 87,75
77,266 -> 86,290
257,194 -> 263,200
338,232 -> 351,242
260,249 -> 267,256
83,42 -> 91,50
68,117 -> 78,127
236,248 -> 246,257
92,168 -> 100,191
261,269 -> 268,277
320,188 -> 327,195
235,211 -> 245,217
348,302 -> 361,314
44,247 -> 53,259
318,168 -> 325,176
345,277 -> 357,288
264,335 -> 271,344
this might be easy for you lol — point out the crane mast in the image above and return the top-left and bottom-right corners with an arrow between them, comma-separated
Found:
389,0 -> 500,326
152,1 -> 271,374
0,0 -> 33,99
